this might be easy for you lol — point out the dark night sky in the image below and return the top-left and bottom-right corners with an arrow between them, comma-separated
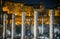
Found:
24,0 -> 56,8
3,0 -> 60,8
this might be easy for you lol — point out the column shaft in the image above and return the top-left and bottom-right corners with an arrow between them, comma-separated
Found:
3,14 -> 7,39
21,12 -> 25,39
50,10 -> 54,39
42,17 -> 44,34
11,14 -> 15,39
34,11 -> 38,39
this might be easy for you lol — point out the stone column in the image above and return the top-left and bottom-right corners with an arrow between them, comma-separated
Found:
21,12 -> 25,39
50,9 -> 54,39
11,14 -> 15,39
34,11 -> 38,39
42,17 -> 44,34
3,14 -> 7,39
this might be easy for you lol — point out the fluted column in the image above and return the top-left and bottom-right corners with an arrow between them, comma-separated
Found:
34,11 -> 38,39
21,12 -> 25,39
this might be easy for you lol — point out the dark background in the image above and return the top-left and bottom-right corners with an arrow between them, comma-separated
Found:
2,0 -> 60,9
